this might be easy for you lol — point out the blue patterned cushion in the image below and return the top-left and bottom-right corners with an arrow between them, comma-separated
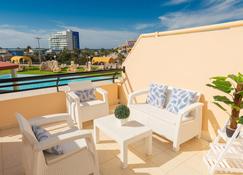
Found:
74,88 -> 96,102
166,88 -> 197,114
146,83 -> 168,108
32,125 -> 63,155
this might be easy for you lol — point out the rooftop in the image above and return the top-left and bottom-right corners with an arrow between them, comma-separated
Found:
0,62 -> 18,70
0,21 -> 243,175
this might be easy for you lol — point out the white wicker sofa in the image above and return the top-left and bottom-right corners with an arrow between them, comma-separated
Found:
128,85 -> 203,151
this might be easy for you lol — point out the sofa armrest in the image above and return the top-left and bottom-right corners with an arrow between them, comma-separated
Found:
128,88 -> 149,105
36,130 -> 92,151
29,113 -> 71,126
178,102 -> 203,117
96,87 -> 108,103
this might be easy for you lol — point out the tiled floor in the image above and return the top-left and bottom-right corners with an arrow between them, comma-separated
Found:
0,121 -> 238,175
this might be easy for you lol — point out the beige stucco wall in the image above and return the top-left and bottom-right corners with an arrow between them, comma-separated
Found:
120,21 -> 243,141
0,83 -> 118,129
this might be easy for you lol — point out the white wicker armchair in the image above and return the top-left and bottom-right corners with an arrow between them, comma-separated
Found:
16,113 -> 100,175
66,81 -> 109,129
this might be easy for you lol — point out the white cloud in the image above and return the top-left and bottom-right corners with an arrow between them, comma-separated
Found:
0,25 -> 49,48
162,0 -> 192,6
159,0 -> 243,29
134,23 -> 155,30
0,24 -> 138,49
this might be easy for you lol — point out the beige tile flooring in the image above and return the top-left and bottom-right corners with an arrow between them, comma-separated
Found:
0,121 -> 238,175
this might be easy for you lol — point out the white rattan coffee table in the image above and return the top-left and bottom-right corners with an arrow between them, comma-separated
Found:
94,114 -> 152,168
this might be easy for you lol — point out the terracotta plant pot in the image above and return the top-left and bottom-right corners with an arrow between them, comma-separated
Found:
226,126 -> 240,137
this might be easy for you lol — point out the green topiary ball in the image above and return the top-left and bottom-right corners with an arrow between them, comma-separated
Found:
114,105 -> 130,119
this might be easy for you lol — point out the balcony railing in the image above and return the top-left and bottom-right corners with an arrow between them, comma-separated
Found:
0,67 -> 125,94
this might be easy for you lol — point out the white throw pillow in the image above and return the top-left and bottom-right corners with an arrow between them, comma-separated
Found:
32,125 -> 63,155
166,88 -> 197,114
146,83 -> 168,108
74,88 -> 96,102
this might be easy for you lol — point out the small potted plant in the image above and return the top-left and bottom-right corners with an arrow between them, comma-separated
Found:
207,73 -> 243,137
114,104 -> 130,126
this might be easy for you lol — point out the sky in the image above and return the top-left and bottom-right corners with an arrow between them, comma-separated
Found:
0,0 -> 243,49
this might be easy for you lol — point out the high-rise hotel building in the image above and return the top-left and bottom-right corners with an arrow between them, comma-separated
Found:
48,29 -> 80,51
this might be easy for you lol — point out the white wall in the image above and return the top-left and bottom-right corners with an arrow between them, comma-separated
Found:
120,21 -> 243,141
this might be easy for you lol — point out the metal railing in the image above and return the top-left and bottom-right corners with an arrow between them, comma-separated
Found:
0,67 -> 125,94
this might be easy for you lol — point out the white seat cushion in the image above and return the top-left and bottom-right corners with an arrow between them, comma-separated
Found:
130,103 -> 194,125
79,100 -> 105,107
45,138 -> 87,165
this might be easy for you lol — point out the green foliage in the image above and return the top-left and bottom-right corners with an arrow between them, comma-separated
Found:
207,73 -> 243,129
228,73 -> 243,84
0,70 -> 10,75
212,102 -> 227,111
114,105 -> 130,119
206,79 -> 233,94
213,95 -> 233,105
238,116 -> 243,124
236,91 -> 243,96
91,65 -> 100,71
31,48 -> 119,65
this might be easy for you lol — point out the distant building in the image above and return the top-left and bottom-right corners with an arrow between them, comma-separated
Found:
0,49 -> 12,61
48,29 -> 80,51
11,56 -> 32,65
118,39 -> 136,54
120,40 -> 136,48
92,57 -> 115,65
126,40 -> 136,47
72,31 -> 80,50
7,48 -> 24,56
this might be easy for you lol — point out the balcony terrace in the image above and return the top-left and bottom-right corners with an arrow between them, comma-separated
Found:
1,118 -> 210,175
1,21 -> 243,175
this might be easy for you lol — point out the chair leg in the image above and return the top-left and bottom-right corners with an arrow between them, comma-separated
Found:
209,169 -> 215,175
85,136 -> 100,175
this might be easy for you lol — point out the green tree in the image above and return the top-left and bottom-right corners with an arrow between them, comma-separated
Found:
117,53 -> 125,63
58,48 -> 71,64
70,48 -> 80,64
207,73 -> 243,130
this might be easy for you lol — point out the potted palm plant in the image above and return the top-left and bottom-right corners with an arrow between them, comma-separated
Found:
207,73 -> 243,137
114,105 -> 130,126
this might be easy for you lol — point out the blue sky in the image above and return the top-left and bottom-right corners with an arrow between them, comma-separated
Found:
0,0 -> 243,48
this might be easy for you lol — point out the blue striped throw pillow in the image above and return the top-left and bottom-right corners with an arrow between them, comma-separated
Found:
74,88 -> 96,102
32,125 -> 63,155
166,88 -> 197,114
146,83 -> 168,108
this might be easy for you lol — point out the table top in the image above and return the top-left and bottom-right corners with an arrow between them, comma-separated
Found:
94,114 -> 152,142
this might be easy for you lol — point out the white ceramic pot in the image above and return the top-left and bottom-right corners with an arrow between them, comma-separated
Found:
116,118 -> 128,126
